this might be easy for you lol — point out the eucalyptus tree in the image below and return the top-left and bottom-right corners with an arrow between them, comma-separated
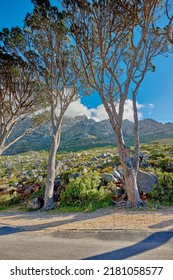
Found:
63,0 -> 167,207
0,49 -> 44,156
23,1 -> 84,209
0,1 -> 84,210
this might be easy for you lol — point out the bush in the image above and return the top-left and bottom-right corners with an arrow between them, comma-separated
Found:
60,171 -> 111,207
157,157 -> 173,171
149,170 -> 173,205
149,151 -> 166,160
0,192 -> 22,207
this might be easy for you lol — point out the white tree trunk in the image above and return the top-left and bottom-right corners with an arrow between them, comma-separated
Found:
0,146 -> 4,156
43,127 -> 61,210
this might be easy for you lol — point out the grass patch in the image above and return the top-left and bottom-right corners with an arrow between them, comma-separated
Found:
55,198 -> 113,213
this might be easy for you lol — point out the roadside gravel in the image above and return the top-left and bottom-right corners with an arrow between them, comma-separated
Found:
0,206 -> 173,233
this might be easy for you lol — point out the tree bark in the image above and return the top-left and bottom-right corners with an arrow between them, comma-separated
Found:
43,126 -> 61,210
0,147 -> 4,156
114,126 -> 143,207
133,93 -> 140,173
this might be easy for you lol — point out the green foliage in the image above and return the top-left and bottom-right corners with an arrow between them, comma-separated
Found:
149,170 -> 173,205
157,157 -> 173,171
58,199 -> 112,212
1,143 -> 173,212
149,150 -> 166,160
0,192 -> 22,207
60,171 -> 112,207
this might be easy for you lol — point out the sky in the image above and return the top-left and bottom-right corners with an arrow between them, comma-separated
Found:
0,0 -> 173,123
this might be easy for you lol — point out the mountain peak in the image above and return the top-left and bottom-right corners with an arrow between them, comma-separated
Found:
4,116 -> 173,155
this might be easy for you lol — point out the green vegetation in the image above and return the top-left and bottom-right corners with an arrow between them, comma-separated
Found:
0,143 -> 173,211
149,171 -> 173,206
60,171 -> 112,210
0,192 -> 22,210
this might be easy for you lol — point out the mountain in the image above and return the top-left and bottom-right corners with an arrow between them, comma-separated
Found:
4,115 -> 173,155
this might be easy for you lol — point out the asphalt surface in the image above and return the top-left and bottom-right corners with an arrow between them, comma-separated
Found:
0,225 -> 173,260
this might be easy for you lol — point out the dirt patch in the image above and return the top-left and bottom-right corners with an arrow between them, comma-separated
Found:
0,206 -> 173,233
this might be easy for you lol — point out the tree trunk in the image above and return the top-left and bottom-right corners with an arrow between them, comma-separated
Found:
132,93 -> 140,173
114,126 -> 143,207
43,127 -> 61,210
0,147 -> 4,156
0,144 -> 5,156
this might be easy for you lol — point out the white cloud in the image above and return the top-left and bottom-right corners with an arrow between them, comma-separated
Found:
65,99 -> 146,122
122,99 -> 144,121
89,105 -> 109,122
65,99 -> 91,118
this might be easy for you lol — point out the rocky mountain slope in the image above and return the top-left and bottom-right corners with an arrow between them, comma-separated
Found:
4,115 -> 173,155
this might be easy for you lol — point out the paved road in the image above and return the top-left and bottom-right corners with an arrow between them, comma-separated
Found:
0,226 -> 173,259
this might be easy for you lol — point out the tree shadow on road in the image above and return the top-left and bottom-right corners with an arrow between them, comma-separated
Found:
84,229 -> 173,260
0,208 -> 114,235
149,219 -> 173,229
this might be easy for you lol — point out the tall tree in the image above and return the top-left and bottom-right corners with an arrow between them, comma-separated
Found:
63,0 -> 167,207
0,49 -> 44,156
0,1 -> 85,210
23,1 -> 84,209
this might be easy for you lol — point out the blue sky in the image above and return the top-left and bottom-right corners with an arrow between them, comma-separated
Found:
0,0 -> 173,123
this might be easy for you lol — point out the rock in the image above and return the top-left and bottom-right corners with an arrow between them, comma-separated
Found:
139,162 -> 150,168
86,162 -> 94,167
137,170 -> 158,193
166,162 -> 173,172
99,153 -> 108,158
102,173 -> 118,183
117,168 -> 124,177
112,199 -> 127,207
68,172 -> 81,180
91,157 -> 98,161
20,171 -> 28,176
26,170 -> 34,176
96,165 -> 103,169
139,152 -> 149,161
37,176 -> 43,181
83,168 -> 88,173
115,187 -> 124,196
28,196 -> 44,210
112,170 -> 122,180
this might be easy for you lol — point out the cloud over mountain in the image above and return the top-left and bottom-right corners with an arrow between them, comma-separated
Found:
65,99 -> 146,122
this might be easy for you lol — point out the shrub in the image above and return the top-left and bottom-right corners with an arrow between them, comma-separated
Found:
149,151 -> 166,160
0,192 -> 22,207
149,170 -> 173,205
157,157 -> 173,171
60,171 -> 111,206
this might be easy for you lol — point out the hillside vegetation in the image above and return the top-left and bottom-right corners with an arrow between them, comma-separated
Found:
0,143 -> 173,212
